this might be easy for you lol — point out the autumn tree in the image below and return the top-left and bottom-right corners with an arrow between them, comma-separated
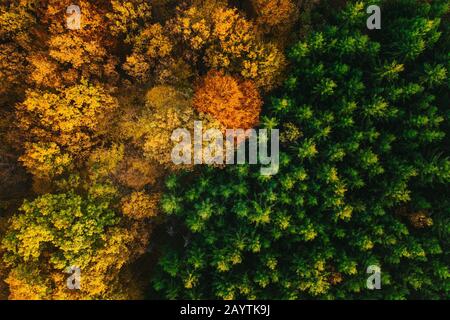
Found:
1,0 -> 165,300
121,191 -> 161,220
1,185 -> 150,299
0,0 -> 36,104
106,0 -> 153,40
193,71 -> 262,130
17,81 -> 118,156
19,142 -> 73,180
115,156 -> 162,190
250,0 -> 299,34
119,85 -> 224,170
168,0 -> 286,91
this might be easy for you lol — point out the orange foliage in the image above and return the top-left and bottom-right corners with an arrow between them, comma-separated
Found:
193,71 -> 262,130
121,191 -> 161,220
115,156 -> 162,190
25,0 -> 153,89
0,43 -> 29,102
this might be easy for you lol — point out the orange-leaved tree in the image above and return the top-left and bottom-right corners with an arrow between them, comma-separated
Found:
193,71 -> 262,130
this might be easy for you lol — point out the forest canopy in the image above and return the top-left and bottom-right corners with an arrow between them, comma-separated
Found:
0,0 -> 448,300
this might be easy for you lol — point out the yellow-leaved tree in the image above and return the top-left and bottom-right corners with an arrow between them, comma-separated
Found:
168,1 -> 287,91
118,85 -> 224,170
17,81 -> 118,156
1,186 -> 150,299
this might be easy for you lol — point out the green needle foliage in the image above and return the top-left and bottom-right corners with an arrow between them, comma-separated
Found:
153,0 -> 449,299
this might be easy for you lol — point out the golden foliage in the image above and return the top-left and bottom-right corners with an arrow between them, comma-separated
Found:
239,42 -> 286,91
88,144 -> 125,182
106,0 -> 153,38
0,43 -> 29,101
19,142 -> 73,180
118,85 -> 224,169
251,0 -> 299,33
88,145 -> 162,191
123,53 -> 152,83
0,1 -> 35,47
169,2 -> 287,91
170,5 -> 212,51
24,0 -> 150,88
123,23 -> 174,82
7,222 -> 151,300
121,191 -> 161,219
16,81 -> 118,156
2,189 -> 151,300
67,223 -> 150,299
139,23 -> 173,59
5,266 -> 51,300
28,53 -> 62,88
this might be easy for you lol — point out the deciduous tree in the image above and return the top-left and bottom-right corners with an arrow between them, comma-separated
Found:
193,71 -> 262,130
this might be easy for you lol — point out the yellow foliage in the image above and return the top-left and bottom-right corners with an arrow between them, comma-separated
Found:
68,224 -> 149,299
25,0 -> 134,88
170,2 -> 287,91
49,34 -> 107,69
7,222 -> 151,300
239,42 -> 286,91
16,81 -> 119,156
118,85 -> 225,169
123,23 -> 174,82
20,142 -> 73,180
0,1 -> 35,48
28,53 -> 62,88
119,85 -> 221,169
123,53 -> 152,83
208,7 -> 254,56
88,144 -> 125,182
139,23 -> 173,59
170,5 -> 213,51
3,189 -> 151,300
6,266 -> 51,300
107,0 -> 153,38
88,145 -> 162,191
